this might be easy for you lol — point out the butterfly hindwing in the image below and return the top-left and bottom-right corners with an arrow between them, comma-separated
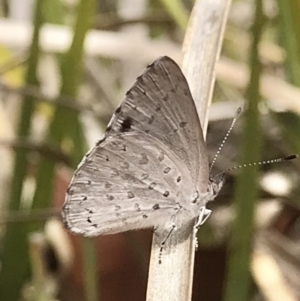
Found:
63,133 -> 194,236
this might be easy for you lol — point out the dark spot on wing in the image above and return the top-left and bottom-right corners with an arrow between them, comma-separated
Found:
127,191 -> 135,198
139,153 -> 149,165
122,145 -> 127,151
107,195 -> 114,201
179,122 -> 187,128
153,204 -> 160,210
92,224 -> 98,228
164,167 -> 171,174
134,203 -> 141,212
183,89 -> 188,96
115,106 -> 121,114
106,156 -> 109,161
82,196 -> 87,201
105,182 -> 112,188
143,215 -> 148,219
148,115 -> 154,124
115,205 -> 121,211
163,94 -> 169,101
87,217 -> 92,223
120,117 -> 133,132
155,105 -> 161,112
177,176 -> 181,183
149,182 -> 156,190
163,191 -> 169,197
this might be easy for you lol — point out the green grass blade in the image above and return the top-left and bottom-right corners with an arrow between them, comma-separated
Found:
0,1 -> 45,300
275,1 -> 300,165
31,1 -> 98,301
276,0 -> 300,86
32,0 -> 96,212
81,237 -> 100,301
44,0 -> 64,25
158,0 -> 188,30
223,1 -> 264,300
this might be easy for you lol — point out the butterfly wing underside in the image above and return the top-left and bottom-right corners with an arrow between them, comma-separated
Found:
107,56 -> 208,186
62,56 -> 209,236
63,133 -> 194,236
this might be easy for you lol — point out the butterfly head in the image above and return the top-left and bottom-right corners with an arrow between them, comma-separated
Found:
208,172 -> 225,199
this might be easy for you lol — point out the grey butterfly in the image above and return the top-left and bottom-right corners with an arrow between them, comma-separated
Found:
62,56 -> 224,242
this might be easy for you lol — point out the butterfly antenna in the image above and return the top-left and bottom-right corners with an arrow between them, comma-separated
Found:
214,154 -> 298,177
209,107 -> 242,172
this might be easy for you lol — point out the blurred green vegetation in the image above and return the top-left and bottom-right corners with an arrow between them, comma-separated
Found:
225,1 -> 264,300
0,1 -> 299,301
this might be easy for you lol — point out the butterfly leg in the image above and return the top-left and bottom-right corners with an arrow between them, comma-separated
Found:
195,206 -> 212,228
158,224 -> 176,264
193,206 -> 212,250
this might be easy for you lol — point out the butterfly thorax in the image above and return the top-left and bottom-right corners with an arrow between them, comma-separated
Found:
190,173 -> 225,211
207,173 -> 225,201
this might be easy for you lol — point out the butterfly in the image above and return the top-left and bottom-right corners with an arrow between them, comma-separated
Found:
62,56 -> 224,246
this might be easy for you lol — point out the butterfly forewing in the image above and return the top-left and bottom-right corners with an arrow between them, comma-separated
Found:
107,56 -> 208,188
62,56 -> 209,236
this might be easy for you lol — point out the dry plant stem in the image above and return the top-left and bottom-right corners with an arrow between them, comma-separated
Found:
1,61 -> 116,126
93,11 -> 173,30
0,139 -> 70,165
252,232 -> 299,301
217,58 -> 300,114
0,18 -> 179,63
0,81 -> 111,120
182,0 -> 232,133
146,1 -> 232,301
0,208 -> 60,224
252,250 -> 297,301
